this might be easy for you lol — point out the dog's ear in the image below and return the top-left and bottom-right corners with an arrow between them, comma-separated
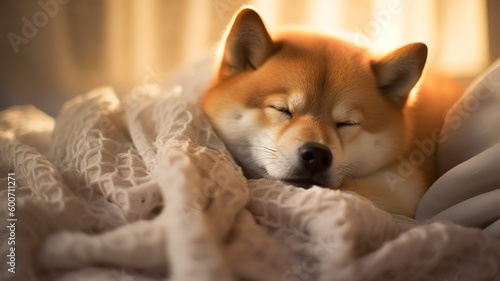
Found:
371,43 -> 427,106
219,8 -> 274,78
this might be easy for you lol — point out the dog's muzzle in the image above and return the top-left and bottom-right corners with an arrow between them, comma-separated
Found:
298,142 -> 332,173
282,142 -> 333,189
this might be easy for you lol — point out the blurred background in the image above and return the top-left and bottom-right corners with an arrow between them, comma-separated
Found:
0,0 -> 498,116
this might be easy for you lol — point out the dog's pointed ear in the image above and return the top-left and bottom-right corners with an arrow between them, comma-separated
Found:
371,43 -> 427,106
219,8 -> 274,78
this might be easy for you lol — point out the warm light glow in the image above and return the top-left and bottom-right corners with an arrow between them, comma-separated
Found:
249,0 -> 489,78
407,84 -> 421,107
251,0 -> 279,30
308,0 -> 346,35
437,0 -> 489,77
58,0 -> 490,96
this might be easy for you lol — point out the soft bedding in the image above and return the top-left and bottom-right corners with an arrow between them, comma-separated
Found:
1,55 -> 500,281
416,60 -> 500,237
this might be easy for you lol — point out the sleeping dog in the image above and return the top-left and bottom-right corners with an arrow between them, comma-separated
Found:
201,8 -> 462,217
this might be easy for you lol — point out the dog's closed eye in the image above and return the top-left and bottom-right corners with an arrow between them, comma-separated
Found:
268,105 -> 292,117
336,121 -> 359,128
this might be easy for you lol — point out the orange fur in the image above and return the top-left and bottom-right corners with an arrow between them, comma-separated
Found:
201,8 -> 463,217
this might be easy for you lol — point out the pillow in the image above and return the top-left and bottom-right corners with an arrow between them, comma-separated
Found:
416,59 -> 500,238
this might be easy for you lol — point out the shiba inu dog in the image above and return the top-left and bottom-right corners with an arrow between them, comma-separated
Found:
201,8 -> 462,217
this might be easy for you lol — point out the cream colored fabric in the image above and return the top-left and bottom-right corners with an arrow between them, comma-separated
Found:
416,60 -> 500,238
1,56 -> 499,281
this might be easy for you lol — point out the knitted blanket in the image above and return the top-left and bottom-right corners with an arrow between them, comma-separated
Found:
1,56 -> 499,281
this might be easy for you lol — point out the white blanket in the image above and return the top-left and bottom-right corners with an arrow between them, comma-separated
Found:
1,56 -> 500,281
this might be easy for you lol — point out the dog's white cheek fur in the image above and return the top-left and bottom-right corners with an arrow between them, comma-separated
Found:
342,129 -> 405,177
261,130 -> 312,180
212,108 -> 263,176
251,129 -> 295,179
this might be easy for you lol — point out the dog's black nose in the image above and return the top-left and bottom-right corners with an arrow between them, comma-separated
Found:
298,142 -> 332,173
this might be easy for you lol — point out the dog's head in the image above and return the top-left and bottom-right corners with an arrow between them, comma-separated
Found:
202,8 -> 427,188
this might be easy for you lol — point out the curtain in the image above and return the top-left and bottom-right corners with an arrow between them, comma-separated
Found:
0,0 -> 490,115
